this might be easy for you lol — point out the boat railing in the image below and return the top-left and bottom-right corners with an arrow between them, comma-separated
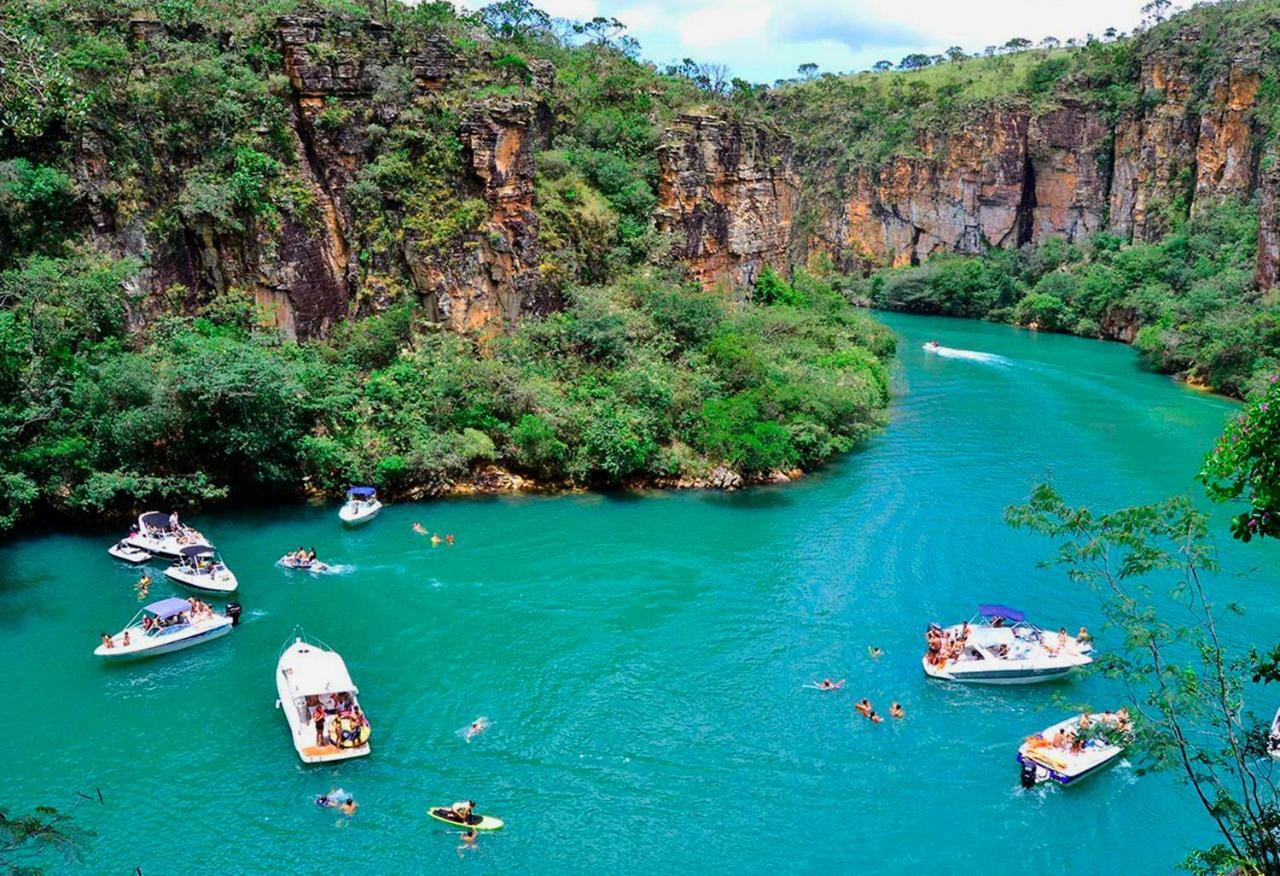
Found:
278,624 -> 335,659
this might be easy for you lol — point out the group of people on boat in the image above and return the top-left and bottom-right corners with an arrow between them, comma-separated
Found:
308,692 -> 370,750
133,512 -> 205,545
924,623 -> 969,665
290,547 -> 319,564
1025,710 -> 1132,757
100,631 -> 130,648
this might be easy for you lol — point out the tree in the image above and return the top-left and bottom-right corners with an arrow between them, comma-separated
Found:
797,62 -> 818,80
1200,376 -> 1280,542
1104,26 -> 1119,40
983,45 -> 997,57
1003,37 -> 1032,52
477,0 -> 551,41
946,46 -> 966,63
1007,486 -> 1280,874
1,800 -> 96,873
897,53 -> 932,70
573,16 -> 627,47
872,60 -> 893,72
1141,0 -> 1173,28
1040,36 -> 1060,48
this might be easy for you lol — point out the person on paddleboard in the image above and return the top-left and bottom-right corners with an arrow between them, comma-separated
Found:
450,800 -> 476,822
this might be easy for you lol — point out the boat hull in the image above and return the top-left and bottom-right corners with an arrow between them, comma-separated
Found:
1017,749 -> 1123,786
339,501 -> 381,526
922,657 -> 1080,685
95,620 -> 232,660
164,567 -> 238,595
108,544 -> 152,563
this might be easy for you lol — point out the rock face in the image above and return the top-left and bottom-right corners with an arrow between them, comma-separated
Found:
794,25 -> 1270,282
655,113 -> 799,288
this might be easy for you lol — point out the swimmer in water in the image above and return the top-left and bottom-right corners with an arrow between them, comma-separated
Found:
890,702 -> 905,719
868,646 -> 883,659
855,698 -> 873,717
341,797 -> 358,816
431,534 -> 443,545
413,522 -> 427,535
457,827 -> 478,858
445,533 -> 455,544
461,716 -> 491,742
815,678 -> 844,691
867,710 -> 884,723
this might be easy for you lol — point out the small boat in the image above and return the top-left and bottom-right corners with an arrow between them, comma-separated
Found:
338,486 -> 381,525
1268,707 -> 1280,758
278,554 -> 331,573
922,604 -> 1093,685
94,597 -> 239,660
164,544 -> 238,595
276,632 -> 371,763
121,511 -> 212,559
1017,711 -> 1131,787
427,808 -> 504,831
107,540 -> 152,564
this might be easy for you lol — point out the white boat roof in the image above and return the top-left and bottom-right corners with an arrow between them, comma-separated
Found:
966,626 -> 1016,647
284,646 -> 357,697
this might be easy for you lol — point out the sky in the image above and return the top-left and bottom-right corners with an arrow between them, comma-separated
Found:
525,0 -> 1150,82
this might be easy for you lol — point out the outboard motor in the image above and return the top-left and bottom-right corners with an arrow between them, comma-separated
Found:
226,602 -> 243,626
1019,759 -> 1039,789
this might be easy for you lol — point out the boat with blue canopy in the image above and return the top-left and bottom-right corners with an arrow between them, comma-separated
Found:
164,544 -> 238,595
921,605 -> 1093,685
94,596 -> 239,661
338,486 -> 381,526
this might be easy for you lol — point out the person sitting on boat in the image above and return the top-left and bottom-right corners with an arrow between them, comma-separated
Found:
1115,708 -> 1132,732
122,631 -> 131,646
1057,627 -> 1069,652
308,547 -> 317,562
101,633 -> 114,649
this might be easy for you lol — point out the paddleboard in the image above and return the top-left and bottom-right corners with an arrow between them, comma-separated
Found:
428,808 -> 504,830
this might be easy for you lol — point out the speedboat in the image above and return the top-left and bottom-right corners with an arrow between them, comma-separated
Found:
922,604 -> 1093,685
164,544 -> 238,595
276,632 -> 371,763
94,597 -> 240,660
1017,711 -> 1131,787
278,554 -> 331,573
121,511 -> 211,559
338,486 -> 381,525
107,540 -> 152,564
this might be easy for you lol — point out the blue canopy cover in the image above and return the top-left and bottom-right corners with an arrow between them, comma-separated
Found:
348,486 -> 377,497
145,597 -> 192,618
978,604 -> 1025,622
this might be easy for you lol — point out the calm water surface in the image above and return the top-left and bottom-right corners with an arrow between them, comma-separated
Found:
8,313 -> 1279,874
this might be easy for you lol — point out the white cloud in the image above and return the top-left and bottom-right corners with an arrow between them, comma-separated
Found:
676,2 -> 772,49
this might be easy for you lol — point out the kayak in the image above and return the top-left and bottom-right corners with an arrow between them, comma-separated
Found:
427,808 -> 504,831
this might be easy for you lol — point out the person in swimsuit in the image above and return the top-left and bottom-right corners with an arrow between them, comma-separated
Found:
449,800 -> 476,823
341,797 -> 358,816
101,633 -> 113,649
868,647 -> 883,659
890,702 -> 905,719
413,523 -> 427,535
313,705 -> 327,747
855,699 -> 873,717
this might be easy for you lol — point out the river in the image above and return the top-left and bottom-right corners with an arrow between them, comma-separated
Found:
7,312 -> 1279,874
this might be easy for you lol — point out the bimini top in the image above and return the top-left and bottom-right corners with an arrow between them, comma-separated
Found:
347,486 -> 377,498
978,604 -> 1025,623
145,597 -> 192,618
140,511 -> 172,529
286,647 -> 357,697
179,544 -> 215,558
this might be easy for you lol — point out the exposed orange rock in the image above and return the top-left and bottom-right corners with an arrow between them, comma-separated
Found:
655,113 -> 799,288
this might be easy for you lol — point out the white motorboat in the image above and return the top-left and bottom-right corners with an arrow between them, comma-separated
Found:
164,544 -> 238,595
278,554 -> 331,573
276,632 -> 371,763
338,486 -> 381,526
121,511 -> 211,559
1268,707 -> 1280,758
922,604 -> 1093,685
1017,711 -> 1131,787
107,540 -> 152,564
94,597 -> 240,660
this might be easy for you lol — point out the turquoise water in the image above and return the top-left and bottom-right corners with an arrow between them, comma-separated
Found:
8,313 -> 1279,874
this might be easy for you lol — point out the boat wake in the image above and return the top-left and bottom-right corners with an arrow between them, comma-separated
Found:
923,343 -> 1009,365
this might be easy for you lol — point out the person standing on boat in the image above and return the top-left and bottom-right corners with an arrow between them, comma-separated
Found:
313,704 -> 327,747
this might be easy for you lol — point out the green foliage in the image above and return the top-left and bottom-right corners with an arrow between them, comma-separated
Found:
866,201 -> 1276,396
1200,375 -> 1280,541
1006,484 -> 1280,874
0,802 -> 94,873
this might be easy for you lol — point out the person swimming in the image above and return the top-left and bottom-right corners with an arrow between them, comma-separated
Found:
890,702 -> 905,719
855,698 -> 873,717
431,534 -> 443,545
316,788 -> 353,810
817,678 -> 844,691
459,716 -> 491,742
413,522 -> 427,535
868,646 -> 883,659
